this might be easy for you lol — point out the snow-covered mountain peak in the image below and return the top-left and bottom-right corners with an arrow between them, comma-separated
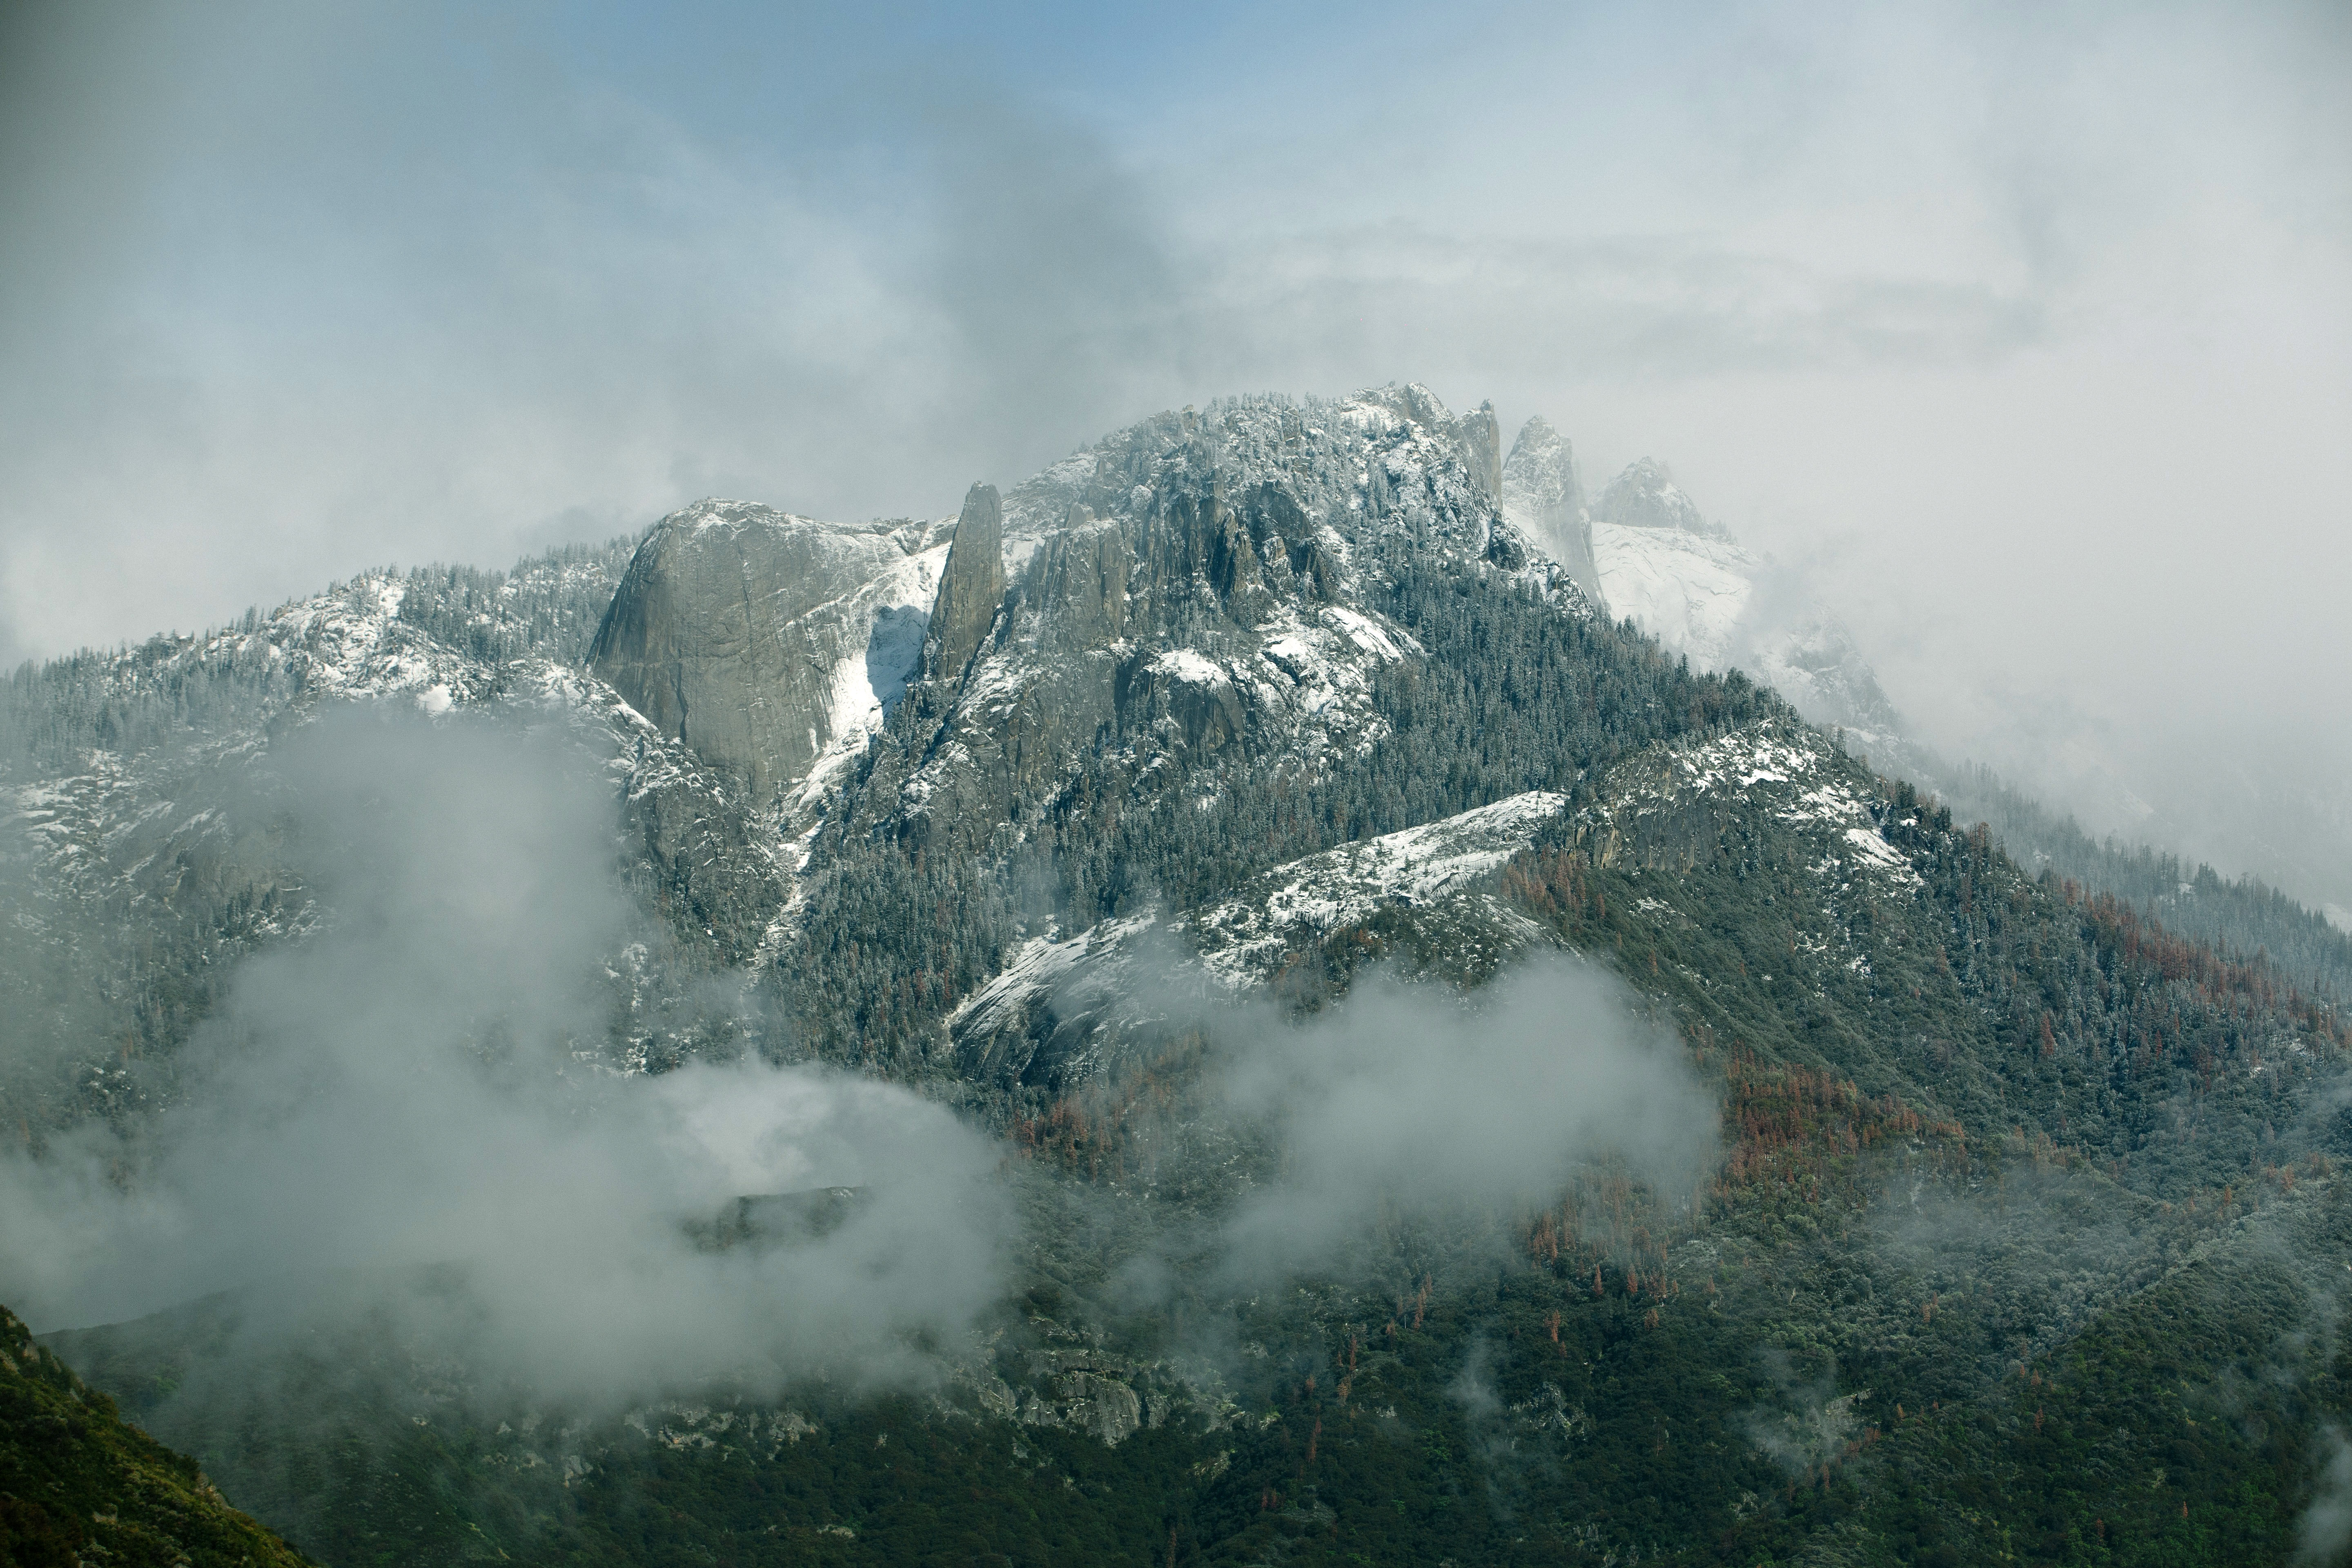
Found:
833,384 -> 1600,864
1501,416 -> 1576,509
1571,456 -> 1909,753
1590,519 -> 1760,670
998,383 -> 1502,560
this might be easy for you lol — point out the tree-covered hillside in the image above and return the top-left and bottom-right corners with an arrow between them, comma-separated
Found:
0,1303 -> 312,1566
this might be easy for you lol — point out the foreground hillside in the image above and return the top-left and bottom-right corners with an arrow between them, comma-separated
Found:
6,386 -> 2352,1565
0,1303 -> 311,1566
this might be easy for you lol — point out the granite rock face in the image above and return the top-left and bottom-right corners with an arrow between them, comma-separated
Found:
925,483 -> 1007,681
1501,414 -> 1599,601
1461,399 -> 1504,500
589,500 -> 952,802
1027,505 -> 1128,650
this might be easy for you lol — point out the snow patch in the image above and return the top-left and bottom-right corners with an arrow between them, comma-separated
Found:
1189,792 -> 1567,983
1589,522 -> 1757,672
947,911 -> 1161,1040
1150,648 -> 1229,687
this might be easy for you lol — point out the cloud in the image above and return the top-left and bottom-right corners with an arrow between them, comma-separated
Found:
0,705 -> 1711,1408
1199,959 -> 1717,1290
0,705 -> 1013,1402
1213,229 -> 2051,390
2303,1426 -> 2352,1564
1741,1348 -> 1862,1480
0,2 -> 1215,662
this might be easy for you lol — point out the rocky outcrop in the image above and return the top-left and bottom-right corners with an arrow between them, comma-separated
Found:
1027,505 -> 1128,650
926,484 -> 1007,681
1461,399 -> 1503,499
1502,415 -> 1599,600
620,746 -> 789,967
1595,456 -> 1716,536
588,501 -> 950,802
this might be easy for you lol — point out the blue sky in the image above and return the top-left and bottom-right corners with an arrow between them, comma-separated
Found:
2,0 -> 2348,895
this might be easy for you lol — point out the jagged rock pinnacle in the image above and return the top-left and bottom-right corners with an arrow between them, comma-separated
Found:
927,482 -> 1007,681
1502,414 -> 1599,600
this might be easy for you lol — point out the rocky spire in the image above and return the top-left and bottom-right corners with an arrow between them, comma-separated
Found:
1461,401 -> 1503,499
926,482 -> 1006,681
1501,414 -> 1600,601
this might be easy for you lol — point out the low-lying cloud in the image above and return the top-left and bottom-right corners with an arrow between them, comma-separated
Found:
1196,959 -> 1718,1292
0,706 -> 1011,1402
2301,1426 -> 2352,1564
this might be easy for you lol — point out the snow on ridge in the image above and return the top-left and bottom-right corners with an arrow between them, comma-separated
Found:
1612,722 -> 1922,891
938,792 -> 1570,1028
666,498 -> 831,538
947,910 -> 1161,1040
1189,791 -> 1568,982
1325,606 -> 1416,663
242,573 -> 493,710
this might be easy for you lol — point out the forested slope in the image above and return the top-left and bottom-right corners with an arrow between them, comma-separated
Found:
0,1303 -> 312,1566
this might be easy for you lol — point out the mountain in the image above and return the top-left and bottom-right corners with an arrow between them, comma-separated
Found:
1579,453 -> 1909,755
1498,414 -> 1599,603
5,385 -> 2352,1566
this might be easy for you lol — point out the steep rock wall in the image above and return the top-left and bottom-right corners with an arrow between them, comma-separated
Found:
590,501 -> 949,802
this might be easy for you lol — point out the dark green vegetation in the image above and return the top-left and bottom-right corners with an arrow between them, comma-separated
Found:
1937,760 -> 2352,1007
11,391 -> 2352,1564
0,1302 -> 311,1566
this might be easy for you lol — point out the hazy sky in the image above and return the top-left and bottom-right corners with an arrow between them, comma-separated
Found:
2,0 -> 2346,886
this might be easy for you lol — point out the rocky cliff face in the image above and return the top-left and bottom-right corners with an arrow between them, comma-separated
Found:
924,484 -> 1008,682
589,501 -> 952,803
1460,399 -> 1503,499
1500,414 -> 1598,601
